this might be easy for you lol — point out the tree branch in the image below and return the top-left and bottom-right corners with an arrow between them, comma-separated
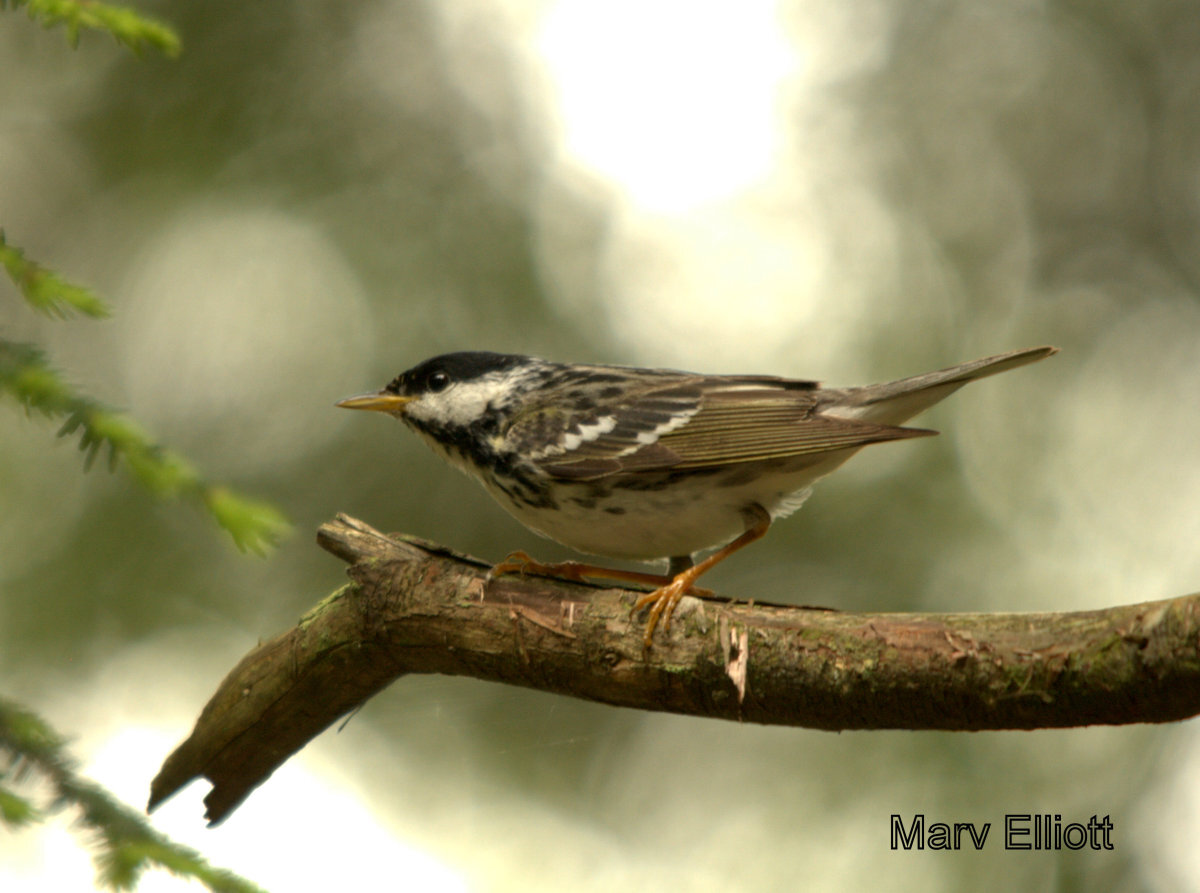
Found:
150,514 -> 1200,825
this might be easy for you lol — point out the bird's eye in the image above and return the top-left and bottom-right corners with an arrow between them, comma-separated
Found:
427,371 -> 451,393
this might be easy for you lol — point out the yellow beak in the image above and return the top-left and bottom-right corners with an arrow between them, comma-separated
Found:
335,392 -> 415,414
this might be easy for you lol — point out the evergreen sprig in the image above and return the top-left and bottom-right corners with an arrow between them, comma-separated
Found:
1,0 -> 181,57
0,230 -> 111,319
0,341 -> 292,553
0,697 -> 265,892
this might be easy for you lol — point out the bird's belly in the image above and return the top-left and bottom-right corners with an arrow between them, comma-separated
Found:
501,487 -> 745,560
483,465 -> 826,561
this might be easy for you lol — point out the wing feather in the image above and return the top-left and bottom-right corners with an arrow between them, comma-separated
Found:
505,371 -> 703,478
658,386 -> 931,468
523,373 -> 934,482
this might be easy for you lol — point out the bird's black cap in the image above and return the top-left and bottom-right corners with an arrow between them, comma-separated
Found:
386,351 -> 531,395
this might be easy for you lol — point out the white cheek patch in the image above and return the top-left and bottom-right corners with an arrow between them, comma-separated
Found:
406,377 -> 511,428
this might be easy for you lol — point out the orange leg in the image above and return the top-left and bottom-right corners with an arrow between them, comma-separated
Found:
633,506 -> 771,646
489,550 -> 715,593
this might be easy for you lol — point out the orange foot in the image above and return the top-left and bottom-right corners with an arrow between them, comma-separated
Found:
488,550 -> 595,584
632,576 -> 698,646
630,506 -> 772,646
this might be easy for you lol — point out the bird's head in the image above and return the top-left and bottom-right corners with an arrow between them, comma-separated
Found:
337,351 -> 546,442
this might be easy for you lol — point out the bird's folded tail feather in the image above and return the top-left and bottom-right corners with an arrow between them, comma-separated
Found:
822,345 -> 1058,426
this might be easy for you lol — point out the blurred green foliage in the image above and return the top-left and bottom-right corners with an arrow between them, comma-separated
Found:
0,6 -> 278,890
2,0 -> 180,56
0,230 -> 111,318
0,698 -> 264,892
1,248 -> 292,553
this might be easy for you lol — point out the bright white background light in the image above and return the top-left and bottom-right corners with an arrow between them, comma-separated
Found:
536,0 -> 799,214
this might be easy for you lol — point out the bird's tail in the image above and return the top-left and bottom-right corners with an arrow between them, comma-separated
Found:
823,345 -> 1058,426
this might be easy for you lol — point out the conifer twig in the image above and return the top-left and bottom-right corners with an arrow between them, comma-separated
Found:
1,0 -> 181,57
0,341 -> 291,553
0,698 -> 263,892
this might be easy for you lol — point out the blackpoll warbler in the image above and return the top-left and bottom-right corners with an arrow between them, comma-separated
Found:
339,346 -> 1057,644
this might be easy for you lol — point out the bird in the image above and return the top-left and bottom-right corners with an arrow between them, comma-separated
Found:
337,345 -> 1057,645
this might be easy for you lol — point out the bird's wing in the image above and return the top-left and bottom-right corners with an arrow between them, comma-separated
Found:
503,370 -> 705,479
519,374 -> 934,481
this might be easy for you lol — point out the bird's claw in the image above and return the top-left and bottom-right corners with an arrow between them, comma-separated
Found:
632,577 -> 696,646
491,551 -> 711,646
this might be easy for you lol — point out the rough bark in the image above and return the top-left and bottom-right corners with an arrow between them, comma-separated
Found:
149,514 -> 1200,825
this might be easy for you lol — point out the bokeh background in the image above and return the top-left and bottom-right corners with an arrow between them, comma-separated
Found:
4,1 -> 1200,889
